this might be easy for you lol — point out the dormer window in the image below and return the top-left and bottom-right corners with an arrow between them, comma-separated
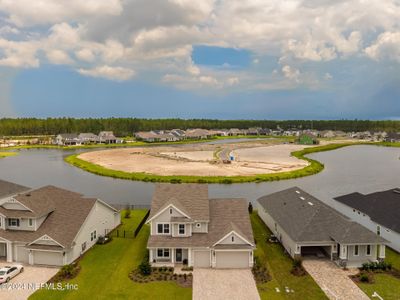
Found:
28,218 -> 33,227
8,218 -> 20,227
179,224 -> 185,235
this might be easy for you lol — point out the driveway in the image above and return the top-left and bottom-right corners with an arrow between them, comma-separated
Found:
302,259 -> 369,300
193,269 -> 260,300
0,263 -> 59,300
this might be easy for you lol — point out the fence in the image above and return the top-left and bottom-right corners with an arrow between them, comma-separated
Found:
108,209 -> 150,239
134,209 -> 150,237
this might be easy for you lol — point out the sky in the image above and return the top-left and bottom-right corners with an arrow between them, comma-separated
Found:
0,0 -> 399,120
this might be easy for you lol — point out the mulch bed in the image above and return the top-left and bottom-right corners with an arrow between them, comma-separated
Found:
129,267 -> 192,288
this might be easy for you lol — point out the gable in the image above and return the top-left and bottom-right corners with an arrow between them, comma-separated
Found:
29,235 -> 64,247
2,199 -> 30,211
215,231 -> 252,246
150,205 -> 188,223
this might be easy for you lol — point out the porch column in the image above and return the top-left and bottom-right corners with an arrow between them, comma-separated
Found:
171,248 -> 175,264
149,249 -> 153,263
339,245 -> 347,259
6,242 -> 12,262
28,250 -> 33,265
378,244 -> 386,259
188,249 -> 192,267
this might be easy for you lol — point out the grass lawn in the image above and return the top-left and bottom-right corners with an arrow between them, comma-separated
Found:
30,210 -> 191,300
251,212 -> 327,299
0,151 -> 17,158
356,248 -> 400,300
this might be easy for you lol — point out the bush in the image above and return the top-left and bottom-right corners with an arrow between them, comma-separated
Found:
360,273 -> 370,283
248,202 -> 253,214
124,209 -> 131,219
139,260 -> 152,276
182,258 -> 188,265
60,264 -> 75,277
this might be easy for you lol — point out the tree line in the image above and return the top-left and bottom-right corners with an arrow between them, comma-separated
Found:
0,118 -> 399,137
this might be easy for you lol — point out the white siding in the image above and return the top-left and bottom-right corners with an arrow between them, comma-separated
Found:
150,206 -> 186,235
217,232 -> 248,245
192,222 -> 208,233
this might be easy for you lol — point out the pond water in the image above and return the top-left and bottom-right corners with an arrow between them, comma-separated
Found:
0,145 -> 398,208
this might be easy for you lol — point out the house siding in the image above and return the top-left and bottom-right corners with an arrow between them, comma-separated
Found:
150,206 -> 186,235
218,232 -> 248,245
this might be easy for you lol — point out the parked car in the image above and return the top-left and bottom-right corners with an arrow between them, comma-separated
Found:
0,265 -> 24,283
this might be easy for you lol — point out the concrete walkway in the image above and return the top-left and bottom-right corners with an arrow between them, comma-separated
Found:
302,259 -> 369,300
193,269 -> 260,300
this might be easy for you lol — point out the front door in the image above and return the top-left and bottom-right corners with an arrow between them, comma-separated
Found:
176,249 -> 182,262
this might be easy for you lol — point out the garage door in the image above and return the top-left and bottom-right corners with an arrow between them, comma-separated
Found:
33,251 -> 63,266
193,250 -> 210,268
15,246 -> 29,264
215,251 -> 249,268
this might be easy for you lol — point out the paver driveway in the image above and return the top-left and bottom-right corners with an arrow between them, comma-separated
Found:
302,259 -> 369,300
0,263 -> 59,300
193,268 -> 260,300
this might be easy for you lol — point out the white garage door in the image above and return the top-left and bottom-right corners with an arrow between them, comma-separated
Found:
193,250 -> 210,268
33,251 -> 63,266
15,246 -> 29,264
215,251 -> 249,268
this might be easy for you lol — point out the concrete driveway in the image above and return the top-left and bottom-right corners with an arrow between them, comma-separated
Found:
193,269 -> 260,300
302,259 -> 369,300
0,263 -> 59,300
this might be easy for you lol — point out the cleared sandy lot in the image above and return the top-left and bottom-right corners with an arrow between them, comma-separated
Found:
78,142 -> 311,177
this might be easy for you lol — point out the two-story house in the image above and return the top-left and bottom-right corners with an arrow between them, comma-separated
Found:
0,179 -> 120,266
146,184 -> 255,269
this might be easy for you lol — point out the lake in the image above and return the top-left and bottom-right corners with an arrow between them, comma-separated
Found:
0,145 -> 398,208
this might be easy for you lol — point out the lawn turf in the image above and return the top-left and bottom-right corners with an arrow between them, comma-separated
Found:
30,210 -> 191,300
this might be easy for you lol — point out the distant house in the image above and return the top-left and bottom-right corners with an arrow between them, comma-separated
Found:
297,134 -> 318,145
256,187 -> 387,268
185,129 -> 213,139
385,132 -> 400,143
55,134 -> 80,146
0,180 -> 120,266
135,131 -> 159,142
246,128 -> 261,135
98,131 -> 118,144
78,133 -> 99,144
227,128 -> 243,136
146,184 -> 255,268
334,188 -> 400,252
320,130 -> 336,138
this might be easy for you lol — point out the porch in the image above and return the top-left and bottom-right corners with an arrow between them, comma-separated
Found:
149,248 -> 190,266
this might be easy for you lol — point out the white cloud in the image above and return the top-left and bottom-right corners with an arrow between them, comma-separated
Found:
75,48 -> 95,62
78,65 -> 135,81
46,49 -> 73,65
0,39 -> 39,67
282,65 -> 300,82
365,32 -> 400,62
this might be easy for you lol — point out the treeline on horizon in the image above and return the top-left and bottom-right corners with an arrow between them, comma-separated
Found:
0,118 -> 399,137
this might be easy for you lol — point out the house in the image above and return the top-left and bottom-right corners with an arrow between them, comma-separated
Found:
385,132 -> 400,143
146,184 -> 255,268
227,128 -> 243,136
297,133 -> 318,145
256,187 -> 386,268
334,188 -> 400,252
185,129 -> 213,140
0,179 -> 120,266
78,133 -> 99,144
98,131 -> 118,144
135,131 -> 160,142
55,134 -> 80,146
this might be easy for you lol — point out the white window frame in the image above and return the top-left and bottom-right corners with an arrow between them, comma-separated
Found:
366,245 -> 371,256
354,245 -> 359,256
8,218 -> 19,227
157,248 -> 170,258
28,218 -> 33,227
90,230 -> 97,241
178,224 -> 185,235
156,223 -> 170,234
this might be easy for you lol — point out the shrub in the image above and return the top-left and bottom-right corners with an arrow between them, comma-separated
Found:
139,261 -> 152,276
182,258 -> 188,265
124,209 -> 131,219
248,202 -> 253,214
60,264 -> 75,277
360,273 -> 369,283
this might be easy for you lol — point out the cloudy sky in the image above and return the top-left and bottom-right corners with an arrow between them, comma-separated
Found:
0,0 -> 399,119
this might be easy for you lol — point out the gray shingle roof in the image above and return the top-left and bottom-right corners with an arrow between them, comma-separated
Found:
257,187 -> 385,244
334,188 -> 400,233
0,179 -> 30,199
148,184 -> 210,221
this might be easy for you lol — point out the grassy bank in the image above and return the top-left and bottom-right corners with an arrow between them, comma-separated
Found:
0,151 -> 17,158
64,142 -> 363,184
31,210 -> 191,300
251,212 -> 327,299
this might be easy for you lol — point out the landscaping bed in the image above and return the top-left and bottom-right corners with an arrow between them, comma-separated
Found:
129,267 -> 192,288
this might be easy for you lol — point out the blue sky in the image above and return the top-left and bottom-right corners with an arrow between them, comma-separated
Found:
0,1 -> 399,120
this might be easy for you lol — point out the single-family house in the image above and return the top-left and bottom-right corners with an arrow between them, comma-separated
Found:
256,187 -> 386,268
135,131 -> 159,142
98,131 -> 118,144
78,133 -> 99,144
334,188 -> 400,252
385,132 -> 400,143
227,128 -> 243,136
0,179 -> 120,266
185,129 -> 213,140
55,134 -> 80,146
146,184 -> 255,268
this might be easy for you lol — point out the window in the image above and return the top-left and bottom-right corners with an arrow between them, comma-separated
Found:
366,245 -> 371,256
169,208 -> 173,214
157,223 -> 170,234
90,230 -> 97,241
178,224 -> 185,235
196,223 -> 201,228
354,245 -> 359,256
8,218 -> 19,227
231,236 -> 235,242
377,225 -> 381,236
157,248 -> 170,257
28,218 -> 33,227
81,242 -> 87,252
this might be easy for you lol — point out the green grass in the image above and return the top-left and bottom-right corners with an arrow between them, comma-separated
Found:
0,151 -> 17,158
251,212 -> 327,299
30,210 -> 191,300
64,142 -> 361,184
386,247 -> 400,270
357,273 -> 400,300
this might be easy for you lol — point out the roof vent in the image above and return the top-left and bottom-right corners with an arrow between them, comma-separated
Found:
295,190 -> 300,194
300,196 -> 305,200
307,202 -> 314,206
